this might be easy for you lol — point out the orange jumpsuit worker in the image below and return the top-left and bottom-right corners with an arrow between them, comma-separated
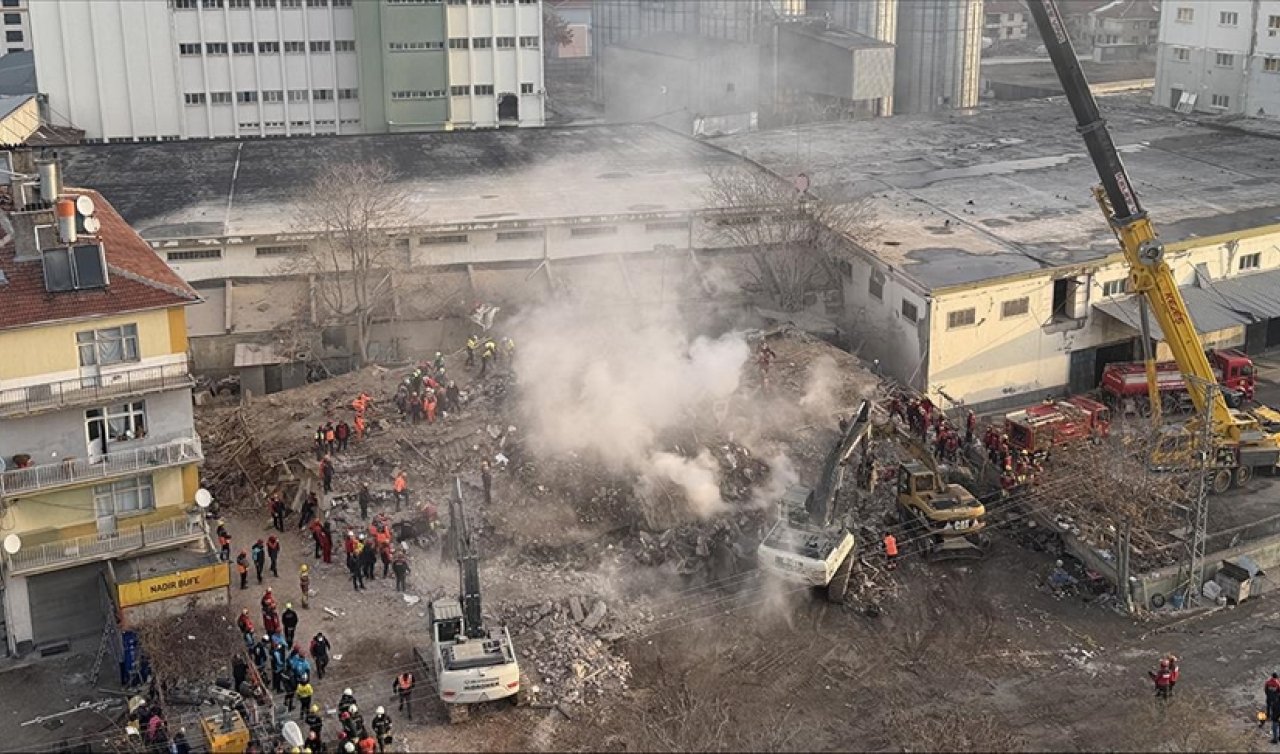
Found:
393,471 -> 408,512
884,533 -> 899,570
354,413 -> 366,441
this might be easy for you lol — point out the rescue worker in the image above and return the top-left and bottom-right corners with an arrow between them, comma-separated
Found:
502,336 -> 515,362
1149,658 -> 1173,699
324,422 -> 336,456
337,689 -> 357,717
237,608 -> 255,641
433,351 -> 445,372
251,539 -> 266,584
305,704 -> 324,738
393,471 -> 408,512
282,603 -> 299,648
217,522 -> 232,561
236,551 -> 250,590
358,733 -> 377,754
1166,654 -> 1179,696
270,492 -> 286,532
371,707 -> 392,753
321,521 -> 334,564
393,671 -> 415,719
310,633 -> 331,680
261,586 -> 278,614
444,380 -> 461,413
335,420 -> 350,452
253,635 -> 270,674
392,545 -> 410,593
309,518 -> 325,559
267,535 -> 281,577
270,640 -> 287,693
299,564 -> 311,609
359,482 -> 372,521
1266,673 -> 1280,743
481,460 -> 493,506
347,544 -> 364,591
379,539 -> 393,579
465,334 -> 478,368
281,667 -> 298,712
965,409 -> 977,446
424,389 -> 438,424
354,412 -> 366,442
320,455 -> 335,494
479,338 -> 496,377
359,535 -> 377,580
314,426 -> 327,460
298,492 -> 318,530
883,532 -> 899,571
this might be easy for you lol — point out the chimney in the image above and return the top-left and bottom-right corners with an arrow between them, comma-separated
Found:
10,207 -> 57,262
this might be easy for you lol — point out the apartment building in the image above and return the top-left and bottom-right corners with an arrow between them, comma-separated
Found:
985,1 -> 1030,43
1083,0 -> 1157,62
1154,0 -> 1280,116
0,0 -> 29,57
0,153 -> 206,653
29,0 -> 544,142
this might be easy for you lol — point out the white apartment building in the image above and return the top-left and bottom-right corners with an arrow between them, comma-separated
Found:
1153,0 -> 1280,117
0,0 -> 30,57
29,0 -> 544,142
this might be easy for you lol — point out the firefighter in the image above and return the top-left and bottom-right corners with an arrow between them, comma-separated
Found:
338,688 -> 357,716
392,545 -> 410,593
282,603 -> 299,648
371,707 -> 392,753
481,460 -> 493,506
251,539 -> 266,584
465,334 -> 478,368
393,671 -> 415,719
236,551 -> 250,590
310,633 -> 332,680
305,704 -> 324,738
393,471 -> 408,512
965,409 -> 977,446
479,338 -> 497,377
267,535 -> 281,577
354,412 -> 366,442
217,522 -> 232,561
1166,654 -> 1179,696
883,533 -> 899,571
299,564 -> 311,609
1149,658 -> 1173,699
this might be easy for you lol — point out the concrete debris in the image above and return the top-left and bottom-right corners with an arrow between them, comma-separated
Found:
496,597 -> 632,706
582,601 -> 607,631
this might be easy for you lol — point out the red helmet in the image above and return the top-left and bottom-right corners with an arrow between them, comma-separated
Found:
1159,659 -> 1170,669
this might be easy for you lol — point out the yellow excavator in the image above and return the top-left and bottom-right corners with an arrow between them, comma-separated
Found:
1025,0 -> 1280,493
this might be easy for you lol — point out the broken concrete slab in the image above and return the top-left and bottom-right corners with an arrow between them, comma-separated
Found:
583,600 -> 607,631
569,595 -> 585,624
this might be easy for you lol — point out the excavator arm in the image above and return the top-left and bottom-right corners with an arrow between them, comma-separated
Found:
1024,0 -> 1247,442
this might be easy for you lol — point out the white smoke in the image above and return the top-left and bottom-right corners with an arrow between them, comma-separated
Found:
798,353 -> 841,420
511,305 -> 751,518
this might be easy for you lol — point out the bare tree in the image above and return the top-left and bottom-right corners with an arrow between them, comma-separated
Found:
703,166 -> 876,312
543,4 -> 574,50
285,160 -> 411,367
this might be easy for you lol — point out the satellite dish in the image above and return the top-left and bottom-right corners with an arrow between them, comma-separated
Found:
280,721 -> 303,748
75,195 -> 96,216
195,488 -> 213,509
3,534 -> 21,555
83,216 -> 101,234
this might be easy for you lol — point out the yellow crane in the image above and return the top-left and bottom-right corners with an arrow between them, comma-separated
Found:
1024,0 -> 1280,493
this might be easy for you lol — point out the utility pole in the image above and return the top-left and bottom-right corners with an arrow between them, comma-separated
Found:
1181,374 -> 1216,609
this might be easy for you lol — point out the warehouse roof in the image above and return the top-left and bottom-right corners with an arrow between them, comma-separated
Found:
712,93 -> 1280,290
56,124 -> 745,241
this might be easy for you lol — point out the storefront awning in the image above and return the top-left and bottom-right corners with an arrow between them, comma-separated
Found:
1092,268 -> 1280,340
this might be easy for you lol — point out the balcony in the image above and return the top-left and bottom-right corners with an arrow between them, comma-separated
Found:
0,436 -> 203,497
4,514 -> 208,576
0,361 -> 194,418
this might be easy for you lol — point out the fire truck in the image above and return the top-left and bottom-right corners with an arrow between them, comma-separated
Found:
1004,396 -> 1111,456
1099,349 -> 1256,415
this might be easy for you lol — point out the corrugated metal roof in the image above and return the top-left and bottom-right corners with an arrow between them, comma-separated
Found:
1207,268 -> 1280,321
1093,286 -> 1253,340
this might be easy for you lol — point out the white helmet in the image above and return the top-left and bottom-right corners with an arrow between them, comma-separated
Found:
350,704 -> 358,714
344,744 -> 356,753
344,688 -> 353,696
376,706 -> 385,715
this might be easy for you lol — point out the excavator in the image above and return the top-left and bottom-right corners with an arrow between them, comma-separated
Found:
1025,0 -> 1280,494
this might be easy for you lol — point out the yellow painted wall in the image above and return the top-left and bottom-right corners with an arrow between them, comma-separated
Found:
167,307 -> 189,355
6,464 -> 195,545
0,308 -> 180,381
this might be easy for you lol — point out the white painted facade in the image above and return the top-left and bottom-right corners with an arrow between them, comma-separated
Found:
445,0 -> 545,128
1154,0 -> 1280,117
0,0 -> 30,57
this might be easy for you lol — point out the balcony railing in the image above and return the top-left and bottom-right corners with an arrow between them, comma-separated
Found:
0,436 -> 203,497
0,361 -> 194,418
4,515 -> 207,575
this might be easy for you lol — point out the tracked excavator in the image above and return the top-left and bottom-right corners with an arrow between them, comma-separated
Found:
758,400 -> 871,602
894,448 -> 988,561
1025,0 -> 1280,493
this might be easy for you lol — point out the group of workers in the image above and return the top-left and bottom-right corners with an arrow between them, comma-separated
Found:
464,333 -> 515,378
394,355 -> 461,425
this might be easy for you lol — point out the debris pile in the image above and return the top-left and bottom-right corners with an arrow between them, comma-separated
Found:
496,595 -> 633,705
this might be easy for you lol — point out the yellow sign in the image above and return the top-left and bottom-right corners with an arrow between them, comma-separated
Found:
117,563 -> 230,607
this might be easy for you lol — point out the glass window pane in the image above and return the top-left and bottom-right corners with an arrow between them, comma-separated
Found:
79,343 -> 98,366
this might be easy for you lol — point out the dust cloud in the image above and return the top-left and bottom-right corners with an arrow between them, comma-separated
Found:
510,304 -> 750,518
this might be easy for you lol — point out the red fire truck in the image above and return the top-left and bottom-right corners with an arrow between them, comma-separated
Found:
1004,396 -> 1111,455
1099,349 -> 1255,415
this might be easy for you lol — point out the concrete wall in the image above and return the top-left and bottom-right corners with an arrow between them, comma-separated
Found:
0,308 -> 181,385
836,247 -> 931,391
6,467 -> 190,545
602,40 -> 759,133
1153,0 -> 1257,115
893,0 -> 982,113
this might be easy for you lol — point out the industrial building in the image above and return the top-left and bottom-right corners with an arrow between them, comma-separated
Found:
715,93 -> 1280,412
0,153 -> 212,654
0,0 -> 29,58
29,0 -> 545,142
1153,0 -> 1280,117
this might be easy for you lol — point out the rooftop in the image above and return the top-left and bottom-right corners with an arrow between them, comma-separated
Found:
0,188 -> 200,331
1089,0 -> 1158,20
56,123 -> 745,242
711,93 -> 1280,290
780,20 -> 893,51
611,32 -> 756,59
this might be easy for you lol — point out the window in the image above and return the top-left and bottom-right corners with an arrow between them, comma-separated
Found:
173,0 -> 198,8
313,89 -> 333,101
179,43 -> 202,55
520,83 -> 534,94
449,38 -> 469,49
1211,93 -> 1230,108
1175,7 -> 1192,22
420,234 -> 468,245
497,230 -> 540,242
239,122 -> 261,129
1173,47 -> 1190,62
389,41 -> 445,51
185,92 -> 207,105
868,269 -> 885,300
496,36 -> 516,48
1271,15 -> 1280,31
1001,297 -> 1029,318
307,0 -> 329,6
94,477 -> 156,516
256,244 -> 306,257
281,0 -> 302,6
233,42 -> 255,54
335,40 -> 356,51
284,41 -> 305,53
290,120 -> 308,127
474,84 -> 494,95
571,225 -> 618,238
167,249 -> 222,261
310,40 -> 330,52
1219,11 -> 1238,26
1101,278 -> 1128,297
77,324 -> 140,367
237,90 -> 258,103
204,0 -> 225,7
473,37 -> 491,49
1,0 -> 16,6
211,91 -> 232,104
288,89 -> 308,102
256,0 -> 276,7
338,88 -> 358,100
645,220 -> 686,232
450,84 -> 470,96
1240,252 -> 1261,270
333,0 -> 351,6
4,12 -> 21,24
229,0 -> 252,7
1266,57 -> 1280,73
390,90 -> 445,99
1215,53 -> 1234,67
262,90 -> 285,102
900,300 -> 918,323
519,36 -> 539,48
496,0 -> 513,4
259,41 -> 279,53
206,42 -> 228,54
947,308 -> 976,329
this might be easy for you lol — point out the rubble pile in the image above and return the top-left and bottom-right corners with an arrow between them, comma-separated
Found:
496,595 -> 633,705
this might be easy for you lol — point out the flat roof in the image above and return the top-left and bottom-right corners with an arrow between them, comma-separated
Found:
711,93 -> 1280,290
56,124 -> 745,242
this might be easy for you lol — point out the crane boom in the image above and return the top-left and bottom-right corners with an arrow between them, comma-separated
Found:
1023,0 -> 1254,443
448,477 -> 485,639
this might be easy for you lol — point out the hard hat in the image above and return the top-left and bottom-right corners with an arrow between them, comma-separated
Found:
266,587 -> 273,593
435,351 -> 442,357
300,565 -> 309,574
1055,560 -> 1064,568
286,603 -> 293,610
401,542 -> 408,552
350,705 -> 358,714
376,706 -> 385,715
344,744 -> 356,753
242,608 -> 249,614
344,688 -> 353,696
1159,658 -> 1170,668
311,704 -> 320,714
